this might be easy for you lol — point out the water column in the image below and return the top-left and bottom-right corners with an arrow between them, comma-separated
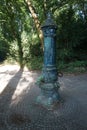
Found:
36,13 -> 60,109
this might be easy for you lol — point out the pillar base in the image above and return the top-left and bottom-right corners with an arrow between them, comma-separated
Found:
36,82 -> 60,109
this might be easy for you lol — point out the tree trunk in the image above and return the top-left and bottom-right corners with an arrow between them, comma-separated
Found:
17,35 -> 24,70
25,0 -> 43,46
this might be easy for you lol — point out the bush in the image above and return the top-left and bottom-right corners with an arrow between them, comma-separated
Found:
57,60 -> 87,73
0,40 -> 9,62
26,56 -> 43,70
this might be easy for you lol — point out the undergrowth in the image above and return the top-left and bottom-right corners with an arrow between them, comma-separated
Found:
4,57 -> 87,74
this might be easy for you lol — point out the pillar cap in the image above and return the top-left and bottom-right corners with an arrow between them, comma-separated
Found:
41,12 -> 57,29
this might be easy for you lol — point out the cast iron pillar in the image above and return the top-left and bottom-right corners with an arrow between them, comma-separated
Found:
36,13 -> 60,109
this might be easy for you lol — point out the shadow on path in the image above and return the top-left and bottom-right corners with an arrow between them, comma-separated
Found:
0,69 -> 23,113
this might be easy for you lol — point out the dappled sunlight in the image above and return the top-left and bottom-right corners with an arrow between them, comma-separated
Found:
11,75 -> 34,106
0,64 -> 39,108
0,64 -> 21,94
59,77 -> 73,91
0,64 -> 20,73
0,74 -> 14,94
59,81 -> 66,91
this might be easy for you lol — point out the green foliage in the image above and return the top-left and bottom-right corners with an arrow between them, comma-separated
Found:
9,40 -> 19,62
26,56 -> 43,70
0,0 -> 87,72
55,3 -> 87,62
58,60 -> 87,73
0,40 -> 9,62
68,61 -> 87,68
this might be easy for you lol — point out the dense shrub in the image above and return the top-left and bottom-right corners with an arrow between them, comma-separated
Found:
0,40 -> 9,62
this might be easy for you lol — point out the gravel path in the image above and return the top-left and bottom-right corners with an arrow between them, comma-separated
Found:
0,64 -> 87,130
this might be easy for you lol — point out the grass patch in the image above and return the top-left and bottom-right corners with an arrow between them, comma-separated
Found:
58,60 -> 87,74
26,56 -> 43,70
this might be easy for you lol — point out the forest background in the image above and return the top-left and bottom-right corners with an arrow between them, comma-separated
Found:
0,0 -> 87,73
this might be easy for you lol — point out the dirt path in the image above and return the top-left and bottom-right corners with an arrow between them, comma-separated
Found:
0,64 -> 87,130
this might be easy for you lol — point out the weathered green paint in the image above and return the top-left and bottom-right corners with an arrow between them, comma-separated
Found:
36,13 -> 60,109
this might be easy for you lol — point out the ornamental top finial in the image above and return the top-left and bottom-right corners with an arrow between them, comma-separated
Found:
47,12 -> 52,19
41,12 -> 57,29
